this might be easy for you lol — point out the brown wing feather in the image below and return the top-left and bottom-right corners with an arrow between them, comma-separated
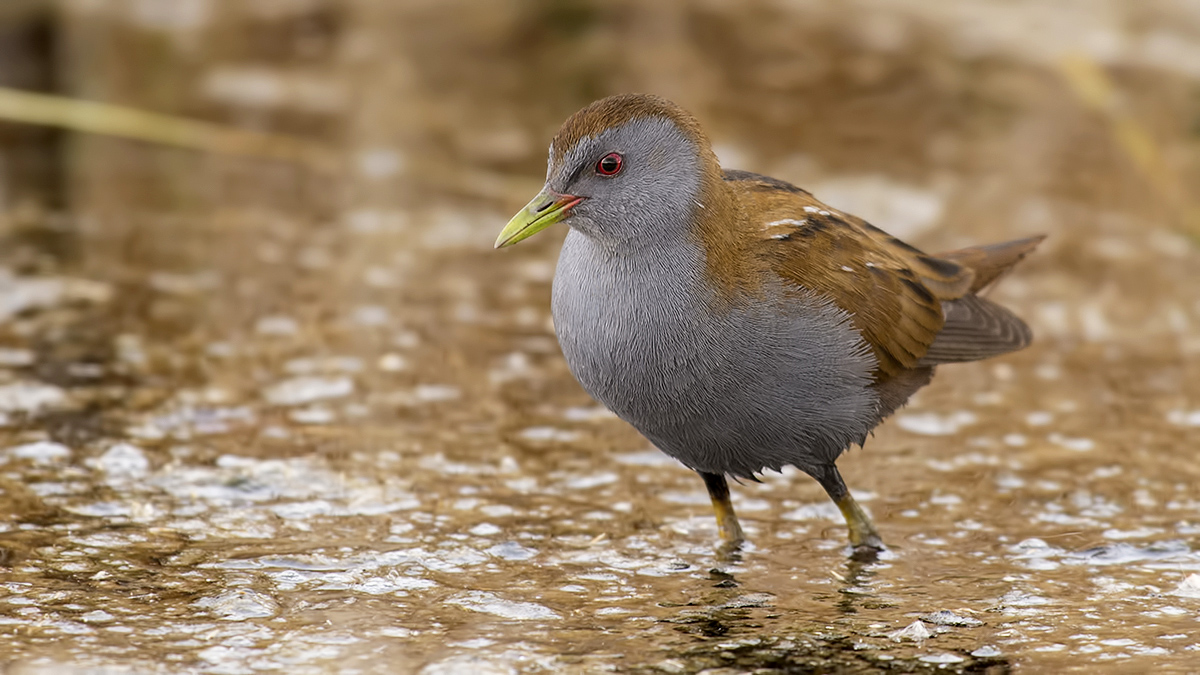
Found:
723,171 -> 1042,383
918,236 -> 1045,364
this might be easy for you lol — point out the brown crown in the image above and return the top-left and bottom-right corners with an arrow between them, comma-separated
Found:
550,94 -> 710,166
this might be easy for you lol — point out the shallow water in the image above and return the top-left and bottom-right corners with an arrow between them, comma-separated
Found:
3,1 -> 1200,673
1,193 -> 1197,673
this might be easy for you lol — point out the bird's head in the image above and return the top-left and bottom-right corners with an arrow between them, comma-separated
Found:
495,94 -> 721,250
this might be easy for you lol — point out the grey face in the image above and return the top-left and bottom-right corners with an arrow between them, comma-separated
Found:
548,117 -> 704,248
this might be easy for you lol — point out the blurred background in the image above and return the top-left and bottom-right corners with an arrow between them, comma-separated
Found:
0,1 -> 1199,673
2,0 -> 1198,345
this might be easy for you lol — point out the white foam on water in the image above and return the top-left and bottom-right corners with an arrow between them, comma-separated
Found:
445,591 -> 560,620
896,411 -> 977,435
0,382 -> 68,413
263,376 -> 354,406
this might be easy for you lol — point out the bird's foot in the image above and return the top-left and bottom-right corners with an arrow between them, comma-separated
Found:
715,537 -> 744,563
848,530 -> 884,551
838,493 -> 885,559
849,541 -> 885,563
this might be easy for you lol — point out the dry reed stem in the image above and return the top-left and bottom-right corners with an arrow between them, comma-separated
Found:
1058,53 -> 1200,239
0,85 -> 337,171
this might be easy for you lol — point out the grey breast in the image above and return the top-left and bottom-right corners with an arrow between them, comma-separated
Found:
551,229 -> 880,479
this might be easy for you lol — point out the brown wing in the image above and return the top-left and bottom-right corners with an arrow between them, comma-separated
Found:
723,171 -> 1041,381
725,172 -> 971,379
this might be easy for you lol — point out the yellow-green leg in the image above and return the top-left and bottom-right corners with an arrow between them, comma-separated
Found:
699,471 -> 745,548
836,491 -> 883,549
819,465 -> 884,550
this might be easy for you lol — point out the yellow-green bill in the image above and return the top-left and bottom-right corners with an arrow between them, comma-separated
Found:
494,188 -> 582,248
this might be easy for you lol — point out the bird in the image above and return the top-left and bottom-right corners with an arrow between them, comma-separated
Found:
494,93 -> 1042,553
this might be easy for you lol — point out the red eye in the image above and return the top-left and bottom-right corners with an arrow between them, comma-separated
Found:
596,152 -> 623,176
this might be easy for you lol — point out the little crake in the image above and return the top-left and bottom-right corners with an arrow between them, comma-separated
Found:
495,94 -> 1042,553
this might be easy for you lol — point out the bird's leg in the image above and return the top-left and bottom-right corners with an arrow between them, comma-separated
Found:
699,471 -> 745,548
816,465 -> 884,551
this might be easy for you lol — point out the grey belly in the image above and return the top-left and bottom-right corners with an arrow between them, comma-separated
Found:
551,235 -> 879,478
